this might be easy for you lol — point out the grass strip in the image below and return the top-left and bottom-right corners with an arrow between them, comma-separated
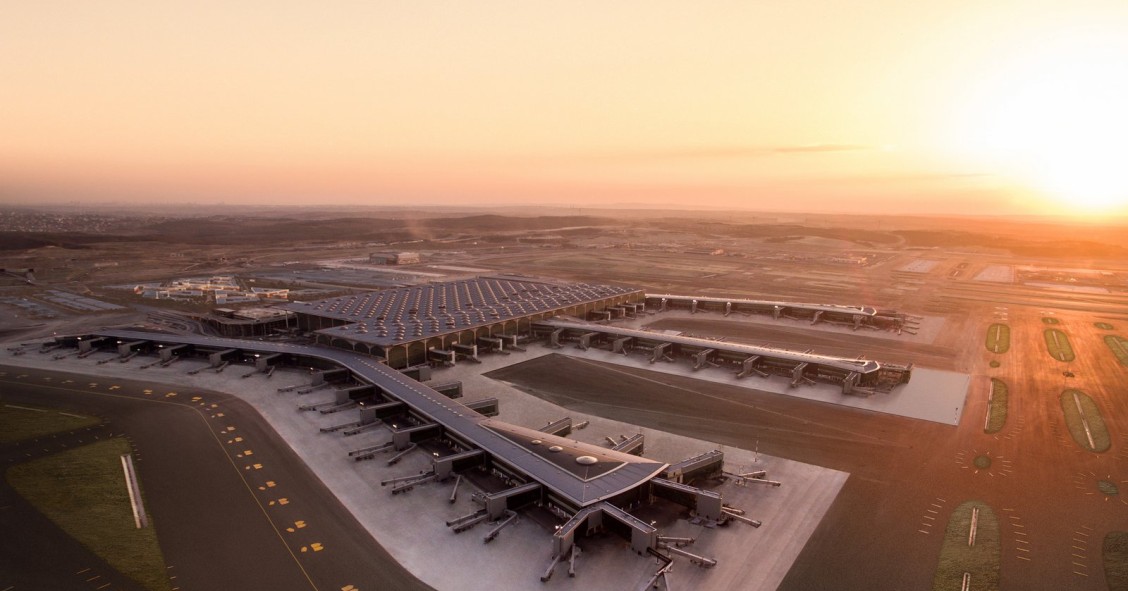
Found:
1059,389 -> 1111,453
0,404 -> 100,443
1043,329 -> 1075,362
1105,335 -> 1128,367
984,379 -> 1008,434
932,500 -> 1000,591
6,438 -> 170,590
985,324 -> 1010,354
1105,532 -> 1128,591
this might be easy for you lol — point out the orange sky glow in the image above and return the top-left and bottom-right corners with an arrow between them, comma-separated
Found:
3,1 -> 1128,217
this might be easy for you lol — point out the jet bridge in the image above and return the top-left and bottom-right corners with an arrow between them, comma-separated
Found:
649,478 -> 724,521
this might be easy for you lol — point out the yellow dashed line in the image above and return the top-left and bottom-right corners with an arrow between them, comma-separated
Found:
165,392 -> 177,398
191,396 -> 202,401
108,385 -> 120,390
234,437 -> 243,442
311,542 -> 324,552
252,463 -> 262,470
266,480 -> 275,488
278,498 -> 289,505
295,520 -> 306,529
243,450 -> 253,456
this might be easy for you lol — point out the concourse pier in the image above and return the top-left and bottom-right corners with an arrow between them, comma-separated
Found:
49,329 -> 762,582
533,319 -> 913,395
646,294 -> 908,331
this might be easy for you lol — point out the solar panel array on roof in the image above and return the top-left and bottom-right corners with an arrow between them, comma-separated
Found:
286,277 -> 638,346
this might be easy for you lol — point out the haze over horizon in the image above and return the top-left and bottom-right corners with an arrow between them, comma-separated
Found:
4,1 -> 1128,218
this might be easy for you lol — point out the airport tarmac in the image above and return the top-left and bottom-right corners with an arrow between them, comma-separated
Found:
1,344 -> 846,591
0,364 -> 433,591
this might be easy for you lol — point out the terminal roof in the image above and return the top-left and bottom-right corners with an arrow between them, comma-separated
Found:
286,276 -> 639,347
90,329 -> 667,507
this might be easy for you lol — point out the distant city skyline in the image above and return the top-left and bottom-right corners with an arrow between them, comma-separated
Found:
3,1 -> 1127,217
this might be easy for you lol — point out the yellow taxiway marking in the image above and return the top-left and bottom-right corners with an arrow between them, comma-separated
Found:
87,382 -> 98,387
216,412 -> 225,417
295,520 -> 306,529
234,436 -> 243,442
342,585 -> 357,591
310,543 -> 323,552
253,463 -> 263,470
143,389 -> 152,394
42,376 -> 52,381
266,480 -> 276,488
226,426 -> 235,431
191,396 -> 202,401
211,403 -> 219,409
108,385 -> 121,390
278,498 -> 289,505
287,527 -> 295,532
62,379 -> 73,384
243,449 -> 254,456
165,392 -> 177,398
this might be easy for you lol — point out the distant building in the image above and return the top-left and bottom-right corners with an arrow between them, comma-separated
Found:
369,252 -> 422,265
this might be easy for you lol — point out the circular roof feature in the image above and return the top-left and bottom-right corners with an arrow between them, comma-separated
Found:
548,445 -> 564,453
576,455 -> 598,466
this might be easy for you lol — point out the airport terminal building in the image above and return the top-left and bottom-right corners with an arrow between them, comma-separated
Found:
283,276 -> 644,368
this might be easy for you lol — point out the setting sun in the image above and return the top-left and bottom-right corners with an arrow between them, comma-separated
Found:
947,33 -> 1128,214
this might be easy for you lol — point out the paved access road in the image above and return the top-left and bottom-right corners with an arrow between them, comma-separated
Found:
0,364 -> 434,591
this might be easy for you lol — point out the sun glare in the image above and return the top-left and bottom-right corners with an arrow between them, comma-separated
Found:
949,36 -> 1128,214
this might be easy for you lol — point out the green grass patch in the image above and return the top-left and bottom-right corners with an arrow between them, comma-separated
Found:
973,455 -> 992,469
932,500 -> 1000,591
1060,389 -> 1111,453
1099,480 -> 1119,496
1105,532 -> 1128,591
984,379 -> 1008,434
1105,335 -> 1128,367
1042,317 -> 1060,324
1095,322 -> 1115,330
1044,329 -> 1076,362
985,324 -> 1010,354
0,404 -> 100,443
6,439 -> 170,590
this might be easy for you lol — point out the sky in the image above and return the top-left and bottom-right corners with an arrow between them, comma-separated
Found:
3,1 -> 1128,217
